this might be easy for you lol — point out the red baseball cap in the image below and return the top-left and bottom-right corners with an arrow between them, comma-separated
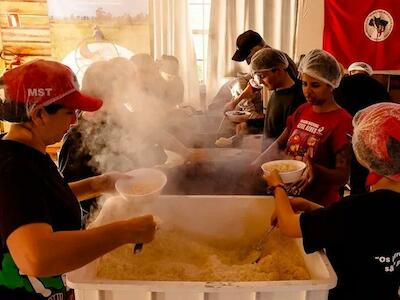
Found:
3,59 -> 103,112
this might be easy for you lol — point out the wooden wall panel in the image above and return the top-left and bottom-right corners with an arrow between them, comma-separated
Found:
2,42 -> 51,56
0,2 -> 48,16
3,0 -> 46,3
0,0 -> 51,71
1,28 -> 50,42
0,14 -> 49,29
2,54 -> 51,61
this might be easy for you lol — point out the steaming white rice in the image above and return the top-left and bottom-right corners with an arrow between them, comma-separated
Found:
128,183 -> 159,194
264,163 -> 298,173
96,230 -> 310,281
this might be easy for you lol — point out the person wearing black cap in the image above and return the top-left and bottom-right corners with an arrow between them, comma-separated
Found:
223,30 -> 267,112
224,30 -> 298,133
232,30 -> 298,79
232,30 -> 266,64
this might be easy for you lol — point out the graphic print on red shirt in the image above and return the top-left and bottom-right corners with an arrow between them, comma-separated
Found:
285,104 -> 353,206
287,119 -> 326,161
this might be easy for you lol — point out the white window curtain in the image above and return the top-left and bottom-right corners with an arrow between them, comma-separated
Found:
149,0 -> 201,110
206,0 -> 298,105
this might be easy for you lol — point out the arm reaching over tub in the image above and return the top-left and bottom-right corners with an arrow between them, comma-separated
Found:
248,129 -> 290,174
7,215 -> 156,277
69,171 -> 132,201
262,169 -> 334,237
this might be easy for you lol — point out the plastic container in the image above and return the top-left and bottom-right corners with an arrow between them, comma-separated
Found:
67,195 -> 336,300
115,168 -> 167,204
261,160 -> 306,184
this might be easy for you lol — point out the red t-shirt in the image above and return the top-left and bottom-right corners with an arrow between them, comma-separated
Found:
286,103 -> 353,206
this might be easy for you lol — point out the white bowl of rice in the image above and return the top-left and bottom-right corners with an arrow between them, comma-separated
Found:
261,160 -> 306,184
115,168 -> 167,203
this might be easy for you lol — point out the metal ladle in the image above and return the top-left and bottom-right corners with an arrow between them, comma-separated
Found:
241,225 -> 276,264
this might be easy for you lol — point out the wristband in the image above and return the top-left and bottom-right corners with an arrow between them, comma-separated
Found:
270,183 -> 286,193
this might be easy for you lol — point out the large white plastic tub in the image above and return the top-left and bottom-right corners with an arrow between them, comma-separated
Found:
67,195 -> 337,300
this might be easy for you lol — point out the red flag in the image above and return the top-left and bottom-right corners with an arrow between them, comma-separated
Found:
323,0 -> 400,71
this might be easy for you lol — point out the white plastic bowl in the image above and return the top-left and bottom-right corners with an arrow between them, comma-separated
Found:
115,168 -> 167,203
261,160 -> 306,184
225,110 -> 251,123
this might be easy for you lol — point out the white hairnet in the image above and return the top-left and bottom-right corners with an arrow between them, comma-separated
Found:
352,102 -> 400,179
298,49 -> 342,88
250,48 -> 289,73
348,61 -> 373,76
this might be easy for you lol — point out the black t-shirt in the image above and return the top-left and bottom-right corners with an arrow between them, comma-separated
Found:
0,139 -> 81,299
300,190 -> 400,300
334,74 -> 390,195
334,73 -> 390,116
263,80 -> 305,150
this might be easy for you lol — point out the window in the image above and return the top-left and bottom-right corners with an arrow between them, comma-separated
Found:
188,0 -> 211,83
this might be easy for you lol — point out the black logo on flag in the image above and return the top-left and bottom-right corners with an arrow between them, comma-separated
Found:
364,9 -> 394,42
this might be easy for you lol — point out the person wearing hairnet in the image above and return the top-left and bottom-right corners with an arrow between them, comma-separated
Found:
223,30 -> 298,123
334,61 -> 390,195
264,102 -> 400,300
0,60 -> 156,299
250,48 -> 305,150
348,61 -> 373,75
252,49 -> 352,206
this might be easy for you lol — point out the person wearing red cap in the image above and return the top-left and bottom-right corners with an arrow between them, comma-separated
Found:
264,102 -> 400,300
0,60 -> 156,299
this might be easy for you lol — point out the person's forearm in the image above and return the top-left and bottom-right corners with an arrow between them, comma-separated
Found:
69,177 -> 101,201
223,84 -> 253,112
254,149 -> 271,165
23,221 -> 131,277
290,197 -> 323,212
238,84 -> 253,101
274,187 -> 302,237
254,130 -> 287,164
223,98 -> 240,113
